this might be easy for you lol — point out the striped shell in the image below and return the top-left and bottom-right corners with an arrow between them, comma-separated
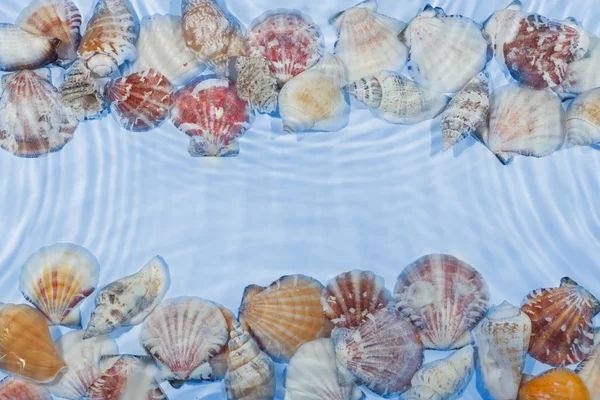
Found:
232,55 -> 279,114
0,23 -> 60,71
566,87 -> 600,147
576,330 -> 600,399
0,377 -> 51,400
518,368 -> 590,400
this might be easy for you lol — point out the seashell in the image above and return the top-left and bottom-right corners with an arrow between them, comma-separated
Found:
19,243 -> 99,327
576,330 -> 600,399
347,70 -> 450,124
0,304 -> 66,383
224,321 -> 276,400
566,88 -> 600,147
278,53 -> 349,134
560,39 -> 600,96
330,0 -> 407,83
84,256 -> 170,339
521,277 -> 600,366
440,71 -> 490,151
400,5 -> 489,93
207,305 -> 238,381
60,58 -> 108,121
140,296 -> 229,385
0,23 -> 60,71
0,377 -> 51,400
321,269 -> 392,329
238,274 -> 333,362
517,368 -> 590,400
181,0 -> 247,75
284,338 -> 365,400
393,254 -> 490,350
171,76 -> 255,157
332,308 -> 424,397
404,345 -> 474,400
47,331 -> 118,400
126,14 -> 205,87
473,301 -> 531,400
0,70 -> 79,157
230,55 -> 279,114
248,9 -> 324,86
78,0 -> 138,78
15,0 -> 82,67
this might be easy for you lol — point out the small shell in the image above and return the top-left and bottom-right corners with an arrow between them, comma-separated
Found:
140,296 -> 229,385
394,254 -> 490,350
15,0 -> 82,67
0,377 -> 51,400
248,9 -> 324,85
171,76 -> 255,157
321,269 -> 392,328
60,58 -> 108,121
238,274 -> 333,362
0,23 -> 60,71
576,330 -> 600,399
85,256 -> 170,339
521,277 -> 600,366
347,70 -> 449,124
473,301 -> 531,400
0,304 -> 66,383
230,56 -> 279,114
333,308 -> 424,397
566,87 -> 600,147
404,346 -> 474,400
517,368 -> 590,400
278,53 -> 349,134
78,0 -> 138,78
440,71 -> 490,151
284,338 -> 365,400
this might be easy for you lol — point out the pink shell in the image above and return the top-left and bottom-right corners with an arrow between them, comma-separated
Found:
332,308 -> 423,396
0,377 -> 51,400
171,76 -> 255,157
393,254 -> 490,350
248,9 -> 325,85
106,69 -> 174,132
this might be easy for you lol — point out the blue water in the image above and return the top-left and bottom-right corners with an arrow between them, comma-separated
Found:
1,0 -> 599,399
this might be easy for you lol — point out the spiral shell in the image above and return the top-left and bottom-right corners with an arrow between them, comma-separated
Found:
566,87 -> 600,147
231,55 -> 279,114
518,368 -> 590,400
207,305 -> 238,381
0,377 -> 51,400
60,58 -> 108,121
0,24 -> 60,71
576,330 -> 600,399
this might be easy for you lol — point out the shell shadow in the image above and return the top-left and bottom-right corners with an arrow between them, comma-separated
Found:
452,136 -> 477,158
429,118 -> 444,156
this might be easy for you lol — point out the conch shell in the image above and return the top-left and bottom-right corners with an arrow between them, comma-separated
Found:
566,87 -> 600,147
60,59 -> 108,121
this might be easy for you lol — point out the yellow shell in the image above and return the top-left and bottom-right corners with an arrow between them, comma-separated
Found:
518,368 -> 590,400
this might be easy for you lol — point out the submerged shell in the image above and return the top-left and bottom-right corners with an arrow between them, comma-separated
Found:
171,76 -> 255,157
330,0 -> 407,83
474,301 -> 531,400
230,56 -> 278,114
518,368 -> 590,400
207,305 -> 237,381
238,274 -> 333,362
0,377 -> 51,400
560,41 -> 600,96
0,23 -> 60,71
321,269 -> 392,328
15,0 -> 82,67
78,0 -> 138,77
248,9 -> 325,85
333,308 -> 424,396
521,277 -> 600,366
347,70 -> 449,124
576,330 -> 600,399
394,254 -> 490,350
284,338 -> 365,400
60,58 -> 108,121
0,304 -> 66,383
566,87 -> 600,147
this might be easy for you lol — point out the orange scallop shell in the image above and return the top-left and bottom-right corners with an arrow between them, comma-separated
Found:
518,368 -> 590,400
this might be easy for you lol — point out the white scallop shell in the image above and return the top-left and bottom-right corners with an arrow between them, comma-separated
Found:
560,37 -> 600,97
483,0 -> 523,70
0,23 -> 60,71
566,87 -> 600,147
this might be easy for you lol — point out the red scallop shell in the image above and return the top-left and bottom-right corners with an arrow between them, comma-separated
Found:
0,377 -> 51,400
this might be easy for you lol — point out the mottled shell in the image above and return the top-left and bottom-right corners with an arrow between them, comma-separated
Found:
238,274 -> 333,362
518,368 -> 590,400
284,338 -> 365,400
15,0 -> 82,67
60,58 -> 108,121
333,308 -> 424,396
576,330 -> 600,399
0,377 -> 51,400
521,277 -> 600,366
231,55 -> 279,114
248,9 -> 324,85
0,23 -> 60,71
321,269 -> 392,328
566,87 -> 600,147
394,254 -> 490,350
560,41 -> 600,96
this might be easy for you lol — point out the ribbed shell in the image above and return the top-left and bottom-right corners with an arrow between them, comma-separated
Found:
518,368 -> 590,400
576,330 -> 600,399
521,277 -> 600,366
321,269 -> 391,328
238,274 -> 333,362
208,305 -> 238,381
0,23 -> 60,71
232,56 -> 279,114
566,87 -> 600,147
60,58 -> 108,121
0,377 -> 51,400
394,254 -> 490,350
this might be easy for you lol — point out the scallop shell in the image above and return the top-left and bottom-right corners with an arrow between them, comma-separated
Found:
400,5 -> 489,93
140,296 -> 229,385
440,71 -> 490,151
278,53 -> 349,134
238,274 -> 333,362
84,256 -> 170,339
0,70 -> 79,157
0,23 -> 60,71
248,9 -> 324,85
78,0 -> 138,78
473,301 -> 531,400
0,304 -> 66,383
404,345 -> 474,400
566,87 -> 600,147
330,0 -> 407,83
333,308 -> 424,397
19,243 -> 99,327
125,14 -> 205,87
15,0 -> 82,67
518,368 -> 590,400
230,55 -> 279,114
521,277 -> 600,366
347,70 -> 450,124
321,269 -> 392,329
207,305 -> 237,381
576,330 -> 600,399
60,58 -> 108,121
560,39 -> 600,96
284,338 -> 365,400
394,254 -> 490,350
171,76 -> 255,157
0,377 -> 51,400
